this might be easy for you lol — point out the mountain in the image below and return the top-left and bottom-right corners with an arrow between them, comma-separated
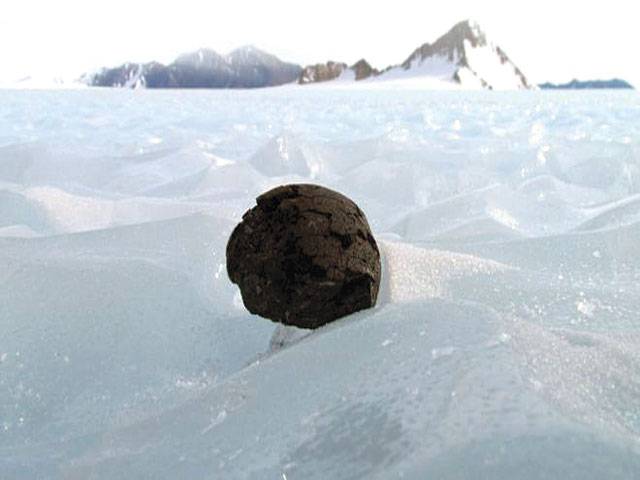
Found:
392,20 -> 532,89
539,79 -> 634,89
299,20 -> 533,90
87,46 -> 302,89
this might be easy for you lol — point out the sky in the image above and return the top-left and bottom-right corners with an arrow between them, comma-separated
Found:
0,0 -> 637,87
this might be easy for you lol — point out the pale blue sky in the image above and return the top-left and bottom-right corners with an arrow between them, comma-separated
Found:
1,0 -> 636,86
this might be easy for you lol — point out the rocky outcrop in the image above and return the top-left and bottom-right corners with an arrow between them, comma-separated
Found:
226,184 -> 381,329
351,59 -> 379,80
298,59 -> 379,84
298,61 -> 348,84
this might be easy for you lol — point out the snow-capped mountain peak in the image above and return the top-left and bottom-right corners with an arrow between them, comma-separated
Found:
397,19 -> 532,90
225,45 -> 281,67
174,49 -> 226,69
296,20 -> 533,90
226,45 -> 260,59
401,19 -> 487,69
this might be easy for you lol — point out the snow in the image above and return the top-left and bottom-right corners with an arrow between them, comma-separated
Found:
304,55 -> 465,90
122,64 -> 145,89
365,55 -> 465,90
463,40 -> 527,90
400,54 -> 460,81
307,73 -> 463,90
1,88 -> 640,478
335,68 -> 356,82
376,40 -> 528,90
0,76 -> 87,90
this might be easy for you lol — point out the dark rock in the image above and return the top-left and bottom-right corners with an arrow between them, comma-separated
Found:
298,59 -> 380,84
400,19 -> 488,69
350,59 -> 379,80
227,184 -> 381,329
88,62 -> 148,88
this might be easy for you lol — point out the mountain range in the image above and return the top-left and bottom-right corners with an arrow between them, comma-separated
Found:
539,79 -> 634,89
86,46 -> 302,89
81,20 -> 633,91
84,20 -> 533,90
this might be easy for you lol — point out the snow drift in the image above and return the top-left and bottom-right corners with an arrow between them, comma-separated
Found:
1,88 -> 639,479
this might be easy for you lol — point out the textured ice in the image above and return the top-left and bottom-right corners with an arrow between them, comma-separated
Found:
1,88 -> 640,479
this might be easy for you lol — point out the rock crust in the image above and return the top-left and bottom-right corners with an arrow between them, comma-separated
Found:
227,184 -> 381,329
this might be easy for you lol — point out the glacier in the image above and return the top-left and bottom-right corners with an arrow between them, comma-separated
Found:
1,87 -> 640,479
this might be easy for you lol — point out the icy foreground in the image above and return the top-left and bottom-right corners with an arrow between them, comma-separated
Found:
1,88 -> 640,479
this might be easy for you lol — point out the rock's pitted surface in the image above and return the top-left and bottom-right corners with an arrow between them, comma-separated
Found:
227,184 -> 381,329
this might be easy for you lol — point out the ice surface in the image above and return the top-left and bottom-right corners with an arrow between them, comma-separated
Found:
1,88 -> 640,479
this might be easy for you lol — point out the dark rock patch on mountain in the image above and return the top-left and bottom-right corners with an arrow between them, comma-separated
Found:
351,59 -> 379,80
298,61 -> 349,84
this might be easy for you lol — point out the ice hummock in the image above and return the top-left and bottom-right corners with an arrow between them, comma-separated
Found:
1,88 -> 640,479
